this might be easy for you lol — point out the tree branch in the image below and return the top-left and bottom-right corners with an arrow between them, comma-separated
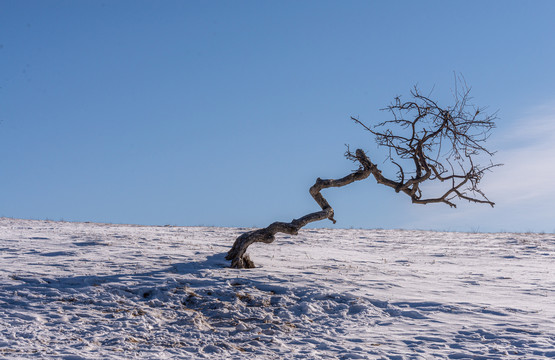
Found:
349,79 -> 499,209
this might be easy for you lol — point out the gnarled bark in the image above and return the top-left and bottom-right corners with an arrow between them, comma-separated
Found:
226,149 -> 372,269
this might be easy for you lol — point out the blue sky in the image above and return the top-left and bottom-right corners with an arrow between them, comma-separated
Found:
1,0 -> 554,233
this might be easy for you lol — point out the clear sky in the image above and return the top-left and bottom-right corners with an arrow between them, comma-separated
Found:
1,0 -> 554,233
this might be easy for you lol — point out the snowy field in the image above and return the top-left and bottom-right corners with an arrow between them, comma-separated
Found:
0,218 -> 554,359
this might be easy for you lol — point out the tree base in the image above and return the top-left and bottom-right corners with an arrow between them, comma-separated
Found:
229,254 -> 255,269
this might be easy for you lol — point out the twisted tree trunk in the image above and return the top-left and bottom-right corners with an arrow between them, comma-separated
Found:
226,149 -> 373,269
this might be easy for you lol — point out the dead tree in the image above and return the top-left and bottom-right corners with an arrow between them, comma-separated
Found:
227,81 -> 500,268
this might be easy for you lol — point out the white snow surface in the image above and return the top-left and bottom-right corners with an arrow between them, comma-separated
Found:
0,218 -> 554,359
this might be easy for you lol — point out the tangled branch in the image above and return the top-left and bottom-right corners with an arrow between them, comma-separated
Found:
349,80 -> 500,208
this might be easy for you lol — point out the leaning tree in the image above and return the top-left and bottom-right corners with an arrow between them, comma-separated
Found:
227,81 -> 500,269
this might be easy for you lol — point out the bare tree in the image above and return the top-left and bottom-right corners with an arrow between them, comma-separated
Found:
226,80 -> 500,269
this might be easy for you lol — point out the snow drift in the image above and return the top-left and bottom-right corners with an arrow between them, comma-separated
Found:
0,218 -> 553,359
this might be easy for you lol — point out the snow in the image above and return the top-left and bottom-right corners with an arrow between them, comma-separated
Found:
1,218 -> 554,359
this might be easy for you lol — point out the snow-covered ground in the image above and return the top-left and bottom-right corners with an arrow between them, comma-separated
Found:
0,218 -> 553,359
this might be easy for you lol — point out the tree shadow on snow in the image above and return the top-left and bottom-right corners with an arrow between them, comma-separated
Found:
172,251 -> 230,273
8,252 -> 231,293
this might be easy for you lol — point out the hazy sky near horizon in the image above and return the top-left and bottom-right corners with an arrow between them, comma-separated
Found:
1,1 -> 555,233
